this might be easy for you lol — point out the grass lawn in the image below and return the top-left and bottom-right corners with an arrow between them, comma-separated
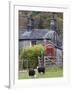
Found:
18,66 -> 63,79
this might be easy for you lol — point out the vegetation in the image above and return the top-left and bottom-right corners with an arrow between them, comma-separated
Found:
18,66 -> 63,79
19,44 -> 44,69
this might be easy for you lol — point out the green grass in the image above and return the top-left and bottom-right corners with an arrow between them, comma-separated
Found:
18,67 -> 63,79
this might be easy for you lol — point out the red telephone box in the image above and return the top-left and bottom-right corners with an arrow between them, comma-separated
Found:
45,41 -> 54,64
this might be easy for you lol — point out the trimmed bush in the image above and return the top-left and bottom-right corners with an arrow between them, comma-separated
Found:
19,44 -> 44,69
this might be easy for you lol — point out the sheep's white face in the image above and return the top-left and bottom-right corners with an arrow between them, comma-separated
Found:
37,66 -> 39,69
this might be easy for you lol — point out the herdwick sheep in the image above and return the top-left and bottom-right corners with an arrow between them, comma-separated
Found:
37,66 -> 45,74
28,68 -> 35,77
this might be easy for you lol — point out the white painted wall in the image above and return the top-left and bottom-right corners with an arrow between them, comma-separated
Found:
19,41 -> 31,48
56,49 -> 62,66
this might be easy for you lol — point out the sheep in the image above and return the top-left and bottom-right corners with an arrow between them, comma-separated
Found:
37,66 -> 45,74
28,68 -> 36,77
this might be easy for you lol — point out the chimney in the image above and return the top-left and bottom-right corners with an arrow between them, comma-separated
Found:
50,15 -> 56,31
27,15 -> 34,31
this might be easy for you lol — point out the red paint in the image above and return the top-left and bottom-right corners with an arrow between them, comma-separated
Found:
45,41 -> 54,64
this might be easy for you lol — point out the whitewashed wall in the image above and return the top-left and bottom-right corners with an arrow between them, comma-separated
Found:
19,41 -> 31,48
56,48 -> 62,66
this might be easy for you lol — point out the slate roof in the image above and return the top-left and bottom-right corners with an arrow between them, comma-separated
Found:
19,29 -> 62,48
19,29 -> 55,40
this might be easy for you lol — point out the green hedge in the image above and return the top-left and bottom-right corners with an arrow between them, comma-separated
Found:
19,44 -> 44,69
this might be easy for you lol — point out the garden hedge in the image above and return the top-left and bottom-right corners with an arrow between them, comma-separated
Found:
19,44 -> 44,69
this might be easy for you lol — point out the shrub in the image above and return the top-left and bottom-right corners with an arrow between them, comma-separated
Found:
19,44 -> 44,69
